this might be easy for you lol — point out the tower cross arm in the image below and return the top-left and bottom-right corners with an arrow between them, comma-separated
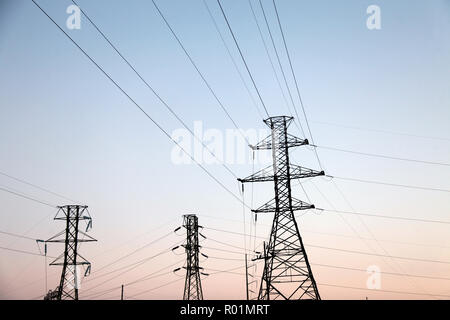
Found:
251,197 -> 315,213
250,134 -> 309,150
290,165 -> 325,179
238,165 -> 324,183
238,165 -> 273,183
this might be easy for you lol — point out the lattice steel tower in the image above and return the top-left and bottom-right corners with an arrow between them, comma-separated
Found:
44,205 -> 96,300
182,214 -> 204,300
238,116 -> 324,300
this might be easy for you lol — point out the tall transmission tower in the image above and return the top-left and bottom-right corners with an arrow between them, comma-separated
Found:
44,205 -> 96,300
238,116 -> 324,300
182,214 -> 204,300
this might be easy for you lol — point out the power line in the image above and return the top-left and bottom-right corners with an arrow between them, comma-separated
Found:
81,246 -> 176,294
128,277 -> 184,299
271,0 -> 323,170
86,240 -> 181,284
83,259 -> 183,299
330,175 -> 450,193
247,0 -> 295,123
18,225 -> 173,298
150,0 -> 252,147
8,269 -> 59,296
207,234 -> 253,251
206,238 -> 450,282
216,0 -> 270,117
256,0 -> 305,138
321,208 -> 450,225
313,262 -> 450,282
206,236 -> 450,282
0,170 -> 78,203
201,243 -> 450,282
72,0 -> 239,180
0,184 -> 56,250
261,0 -> 328,219
311,120 -> 450,143
31,0 -> 250,210
0,230 -> 39,241
85,271 -> 172,300
318,282 -> 450,299
0,175 -> 72,249
0,185 -> 56,208
327,178 -> 439,300
205,226 -> 265,239
310,244 -> 450,265
202,0 -> 264,120
203,246 -> 244,255
207,265 -> 247,276
124,260 -> 183,287
0,246 -> 52,258
204,226 -> 450,265
90,231 -> 174,275
325,178 -> 418,296
306,229 -> 450,250
90,217 -> 178,260
312,182 -> 401,275
201,211 -> 450,249
208,255 -> 245,261
328,160 -> 450,299
315,145 -> 450,167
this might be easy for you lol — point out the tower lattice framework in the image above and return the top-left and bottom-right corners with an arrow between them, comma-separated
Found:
44,205 -> 96,300
239,116 -> 324,300
182,214 -> 204,300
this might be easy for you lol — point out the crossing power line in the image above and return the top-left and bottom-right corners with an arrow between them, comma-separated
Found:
31,0 -> 250,211
71,0 -> 240,180
311,120 -> 450,143
0,185 -> 56,208
329,175 -> 450,193
202,240 -> 450,282
150,0 -> 253,146
314,145 -> 450,167
256,0 -> 305,137
0,171 -> 79,203
272,0 -> 323,170
203,226 -> 450,265
319,208 -> 450,225
216,0 -> 270,117
0,246 -> 51,258
0,230 -> 40,241
202,0 -> 264,119
247,0 -> 297,126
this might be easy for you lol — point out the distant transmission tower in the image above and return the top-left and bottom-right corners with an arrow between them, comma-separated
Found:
239,116 -> 324,300
182,214 -> 204,300
44,205 -> 96,300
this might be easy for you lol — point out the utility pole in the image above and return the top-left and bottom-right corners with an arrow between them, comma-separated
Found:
121,285 -> 124,300
44,205 -> 96,300
182,214 -> 204,300
238,116 -> 324,300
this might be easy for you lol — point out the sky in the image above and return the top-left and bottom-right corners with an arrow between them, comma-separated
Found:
0,0 -> 449,300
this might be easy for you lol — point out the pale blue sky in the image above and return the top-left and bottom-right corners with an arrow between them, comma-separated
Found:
0,0 -> 449,299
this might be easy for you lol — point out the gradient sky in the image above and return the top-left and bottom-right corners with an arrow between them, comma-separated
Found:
0,0 -> 449,300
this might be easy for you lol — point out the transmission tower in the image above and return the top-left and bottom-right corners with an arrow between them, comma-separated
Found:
44,205 -> 96,300
238,116 -> 324,300
182,214 -> 204,300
